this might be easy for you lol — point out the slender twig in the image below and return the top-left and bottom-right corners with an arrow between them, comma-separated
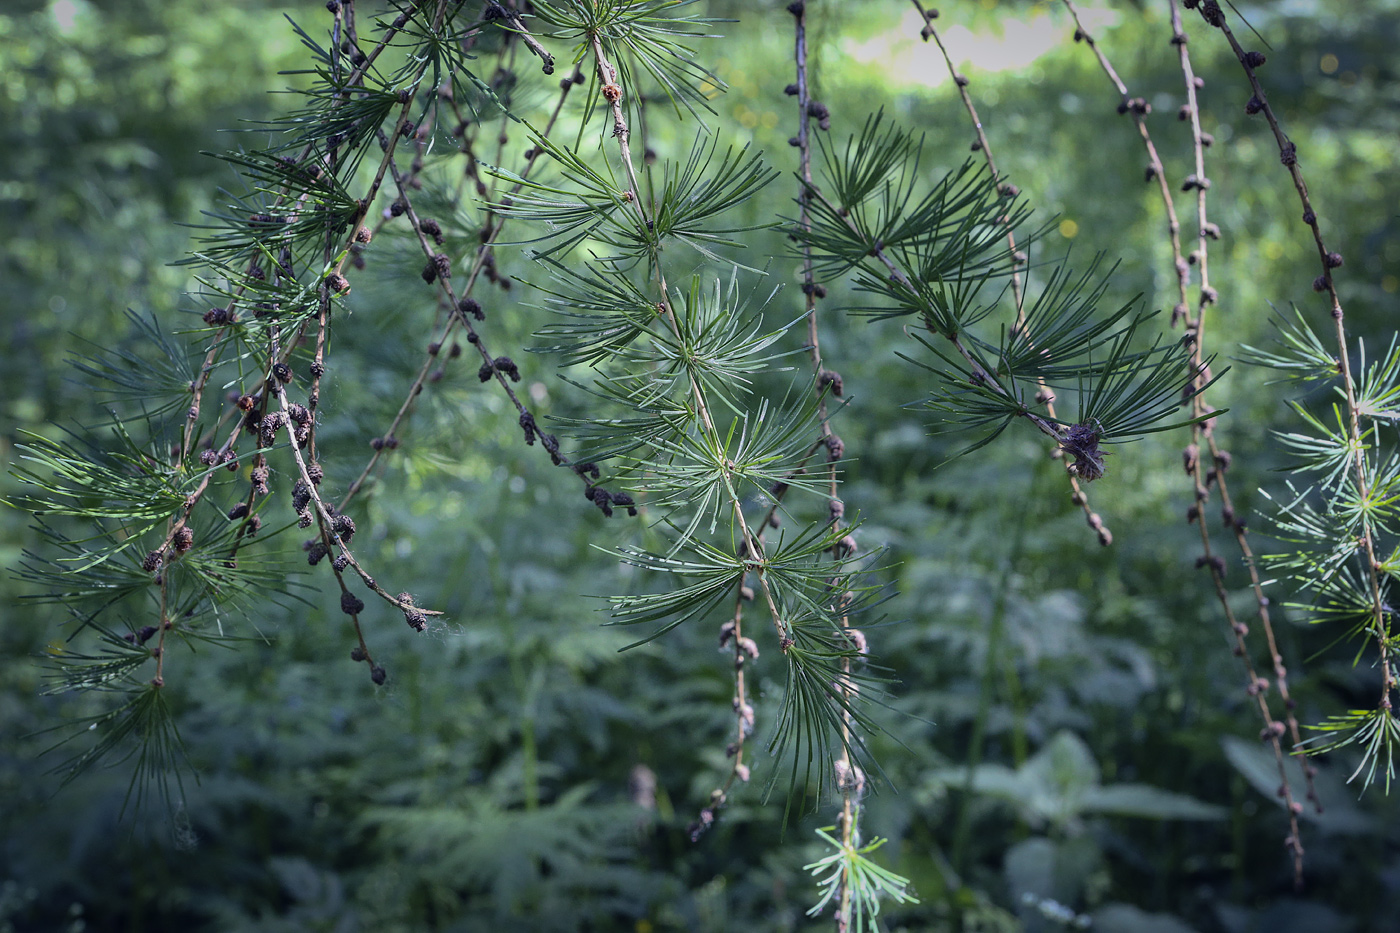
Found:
486,0 -> 556,75
168,1 -> 442,508
592,34 -> 787,639
1063,0 -> 1307,885
1062,0 -> 1192,323
1170,0 -> 1320,824
173,5 -> 430,474
337,47 -> 588,512
1198,0 -> 1388,834
148,2 -> 456,691
278,391 -> 438,618
791,5 -> 866,927
806,186 -> 1067,448
580,31 -> 836,845
912,1 -> 1109,546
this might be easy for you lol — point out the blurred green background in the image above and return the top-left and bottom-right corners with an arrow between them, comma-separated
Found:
3,0 -> 1399,930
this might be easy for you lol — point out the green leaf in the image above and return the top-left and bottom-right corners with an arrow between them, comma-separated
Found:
1221,734 -> 1374,831
1078,784 -> 1225,821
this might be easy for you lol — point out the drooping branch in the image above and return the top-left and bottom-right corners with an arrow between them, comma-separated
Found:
913,1 -> 1110,546
1193,0 -> 1392,798
1062,0 -> 1308,884
1168,0 -> 1320,833
790,3 -> 868,926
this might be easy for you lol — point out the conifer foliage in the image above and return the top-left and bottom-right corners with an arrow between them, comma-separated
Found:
8,0 -> 1399,928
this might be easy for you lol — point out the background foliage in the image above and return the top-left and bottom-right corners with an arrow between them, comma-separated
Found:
3,0 -> 1399,930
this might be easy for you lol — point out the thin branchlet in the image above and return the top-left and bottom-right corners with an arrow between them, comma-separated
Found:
336,51 -> 606,512
1170,0 -> 1320,833
1066,0 -> 1309,884
1062,0 -> 1193,326
915,1 -> 1109,546
27,0 -> 472,772
520,11 -> 894,874
795,5 -> 865,924
1194,0 -> 1390,818
805,183 -> 1066,448
584,35 -> 787,638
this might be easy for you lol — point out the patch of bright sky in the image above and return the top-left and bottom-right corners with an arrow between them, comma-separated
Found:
49,0 -> 92,36
840,2 -> 1119,87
